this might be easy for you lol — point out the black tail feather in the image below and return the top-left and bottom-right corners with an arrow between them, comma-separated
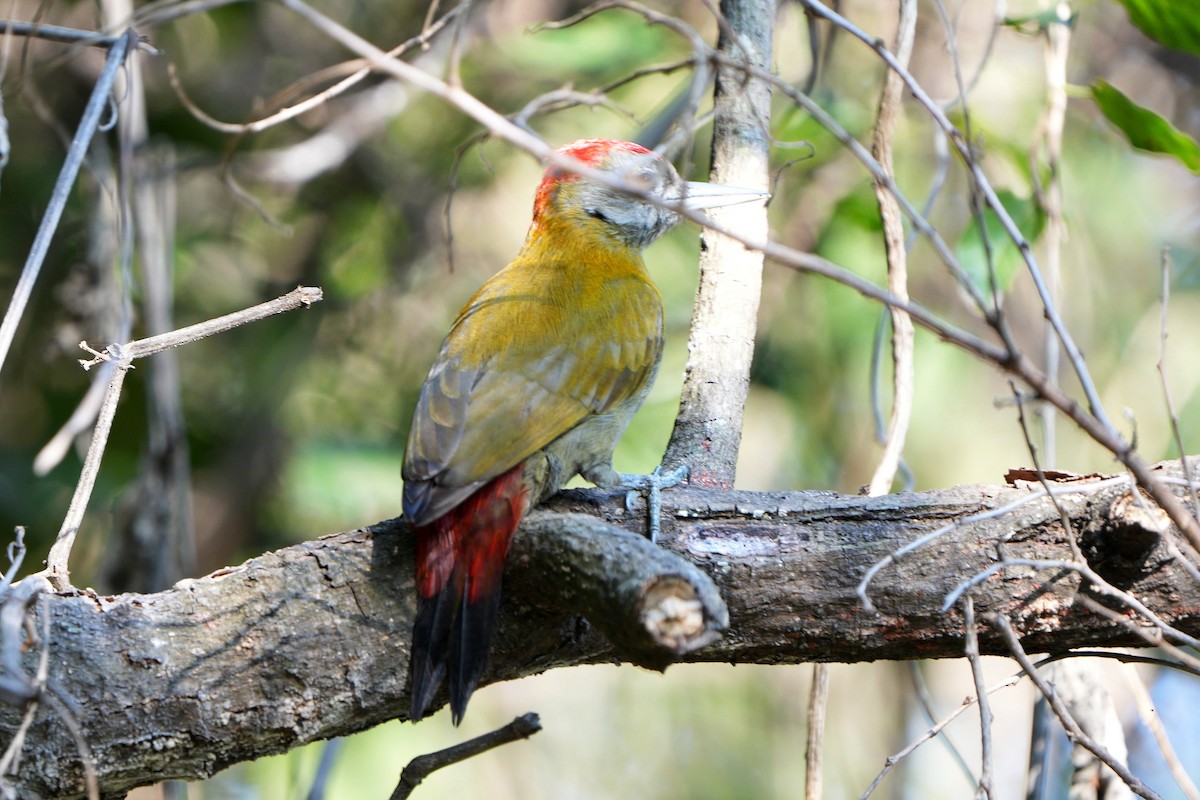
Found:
447,575 -> 504,724
409,576 -> 457,722
409,572 -> 504,725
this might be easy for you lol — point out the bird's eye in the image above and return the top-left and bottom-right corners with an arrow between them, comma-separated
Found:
628,171 -> 656,192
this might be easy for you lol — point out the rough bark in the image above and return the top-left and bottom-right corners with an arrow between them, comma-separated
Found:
6,464 -> 1200,798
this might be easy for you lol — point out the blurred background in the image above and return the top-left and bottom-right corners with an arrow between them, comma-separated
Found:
1,0 -> 1199,797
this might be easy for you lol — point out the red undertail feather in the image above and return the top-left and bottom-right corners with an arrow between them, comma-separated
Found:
409,464 -> 529,724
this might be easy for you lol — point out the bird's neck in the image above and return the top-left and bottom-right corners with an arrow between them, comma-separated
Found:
520,212 -> 646,273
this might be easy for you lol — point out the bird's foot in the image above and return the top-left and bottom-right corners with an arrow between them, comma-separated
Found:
618,464 -> 689,544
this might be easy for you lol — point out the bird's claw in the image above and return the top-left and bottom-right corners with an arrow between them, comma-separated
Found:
618,464 -> 689,544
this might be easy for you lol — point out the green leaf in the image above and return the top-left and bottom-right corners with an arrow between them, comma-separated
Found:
1112,0 -> 1200,54
956,190 -> 1046,302
1092,80 -> 1200,173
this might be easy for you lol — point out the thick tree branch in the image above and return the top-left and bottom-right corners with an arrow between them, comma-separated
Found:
7,462 -> 1200,798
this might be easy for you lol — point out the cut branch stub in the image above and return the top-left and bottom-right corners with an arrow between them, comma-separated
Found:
510,511 -> 728,669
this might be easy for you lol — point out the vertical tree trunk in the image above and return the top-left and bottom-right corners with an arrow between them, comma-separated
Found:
665,0 -> 774,488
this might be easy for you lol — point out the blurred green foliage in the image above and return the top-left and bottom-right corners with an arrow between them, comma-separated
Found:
1,0 -> 1199,797
1092,80 -> 1200,173
1113,0 -> 1200,54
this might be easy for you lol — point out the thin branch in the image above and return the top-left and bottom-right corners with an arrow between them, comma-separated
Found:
305,738 -> 344,800
33,363 -> 115,476
860,671 -> 1025,799
0,20 -> 156,52
1156,248 -> 1200,519
130,0 -> 248,29
1009,381 -> 1082,561
43,365 -> 129,590
1076,596 -> 1200,676
0,28 -> 134,381
866,0 -> 916,496
662,0 -> 772,487
800,0 -> 1108,432
804,664 -> 828,800
908,663 -> 977,786
167,5 -> 461,136
858,475 -> 1129,611
963,597 -> 993,799
1121,666 -> 1200,800
43,287 -> 323,589
390,713 -> 542,800
78,285 -> 323,368
946,556 -> 1200,653
1031,1 -> 1071,468
0,528 -> 25,599
995,616 -> 1162,800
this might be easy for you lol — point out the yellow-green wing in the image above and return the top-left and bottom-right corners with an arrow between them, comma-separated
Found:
403,259 -> 663,525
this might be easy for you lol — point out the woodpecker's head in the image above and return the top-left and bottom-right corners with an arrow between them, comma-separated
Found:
531,139 -> 766,250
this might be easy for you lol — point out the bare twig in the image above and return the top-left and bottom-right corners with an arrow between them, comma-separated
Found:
963,597 -> 993,799
946,556 -> 1200,654
1050,661 -> 1134,800
78,285 -> 323,368
1009,382 -> 1082,561
1121,666 -> 1200,800
804,664 -> 828,800
43,287 -> 323,589
860,671 -> 1025,799
866,0 -> 915,496
858,475 -> 1129,611
33,363 -> 115,476
0,28 -> 134,381
390,713 -> 542,800
1156,248 -> 1200,519
168,5 -> 461,136
996,616 -> 1163,800
1076,596 -> 1200,675
305,738 -> 344,800
908,663 -> 976,786
1031,1 -> 1071,468
0,529 -> 25,600
44,365 -> 129,590
0,20 -> 156,52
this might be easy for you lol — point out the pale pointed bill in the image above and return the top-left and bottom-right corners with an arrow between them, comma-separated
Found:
672,181 -> 770,210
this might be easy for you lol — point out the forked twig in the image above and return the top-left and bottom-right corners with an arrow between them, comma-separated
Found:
995,616 -> 1162,800
43,287 -> 323,589
859,671 -> 1024,799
